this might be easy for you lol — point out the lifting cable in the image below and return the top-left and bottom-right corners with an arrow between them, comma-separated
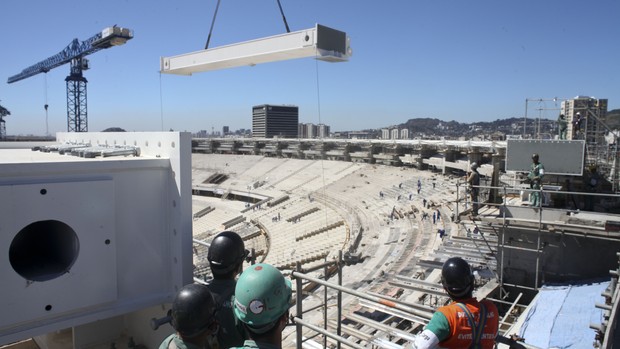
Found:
313,47 -> 330,235
204,0 -> 222,50
276,0 -> 291,33
204,0 -> 291,50
44,73 -> 49,136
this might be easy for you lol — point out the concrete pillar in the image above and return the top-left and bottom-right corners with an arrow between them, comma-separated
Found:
489,148 -> 506,203
442,149 -> 458,175
467,147 -> 482,167
444,149 -> 458,162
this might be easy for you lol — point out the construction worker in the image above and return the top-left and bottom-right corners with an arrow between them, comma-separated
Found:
466,163 -> 480,216
412,257 -> 499,349
573,112 -> 583,138
207,231 -> 250,349
527,154 -> 545,208
159,283 -> 220,349
232,263 -> 292,349
557,114 -> 568,140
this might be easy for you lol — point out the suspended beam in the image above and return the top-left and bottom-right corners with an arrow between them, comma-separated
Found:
160,24 -> 351,75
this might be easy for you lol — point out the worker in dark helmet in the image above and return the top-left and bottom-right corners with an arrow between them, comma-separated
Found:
411,257 -> 498,349
159,283 -> 219,349
206,231 -> 249,348
231,263 -> 292,349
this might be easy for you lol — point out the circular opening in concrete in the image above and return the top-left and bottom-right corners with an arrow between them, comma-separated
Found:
9,220 -> 79,282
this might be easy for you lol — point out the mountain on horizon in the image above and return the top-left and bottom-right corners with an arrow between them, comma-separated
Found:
386,109 -> 620,137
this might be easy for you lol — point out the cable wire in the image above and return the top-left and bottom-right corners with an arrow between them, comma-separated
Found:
44,73 -> 49,136
276,0 -> 291,33
205,0 -> 222,50
159,72 -> 164,131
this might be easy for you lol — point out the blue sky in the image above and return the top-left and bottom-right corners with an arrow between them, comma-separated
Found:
1,0 -> 618,136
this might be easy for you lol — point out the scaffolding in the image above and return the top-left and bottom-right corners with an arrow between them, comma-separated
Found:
286,185 -> 620,349
524,96 -> 618,192
562,97 -> 618,191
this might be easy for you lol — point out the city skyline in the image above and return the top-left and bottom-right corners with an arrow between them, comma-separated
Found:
1,0 -> 619,136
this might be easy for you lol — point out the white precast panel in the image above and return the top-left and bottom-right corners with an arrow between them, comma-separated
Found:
1,180 -> 116,328
0,132 -> 193,347
160,24 -> 351,75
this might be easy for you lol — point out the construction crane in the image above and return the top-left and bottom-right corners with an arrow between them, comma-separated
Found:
7,26 -> 133,132
0,102 -> 10,140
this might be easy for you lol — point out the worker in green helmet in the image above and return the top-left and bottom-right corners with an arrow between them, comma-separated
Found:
232,263 -> 292,349
527,153 -> 545,208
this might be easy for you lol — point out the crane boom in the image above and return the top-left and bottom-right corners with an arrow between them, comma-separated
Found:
8,26 -> 133,84
7,26 -> 132,133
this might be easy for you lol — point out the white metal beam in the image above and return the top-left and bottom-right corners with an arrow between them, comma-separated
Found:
160,24 -> 351,75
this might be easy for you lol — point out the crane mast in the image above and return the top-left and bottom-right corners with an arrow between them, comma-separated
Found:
7,26 -> 133,132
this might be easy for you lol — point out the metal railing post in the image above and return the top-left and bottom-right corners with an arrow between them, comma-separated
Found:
295,262 -> 303,349
337,250 -> 343,349
455,182 -> 460,219
323,262 -> 328,349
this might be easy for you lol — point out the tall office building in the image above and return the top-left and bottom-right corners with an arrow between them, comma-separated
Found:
252,105 -> 299,138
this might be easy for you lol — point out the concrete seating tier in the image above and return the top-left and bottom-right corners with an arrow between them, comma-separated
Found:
240,157 -> 292,184
296,221 -> 345,241
286,207 -> 320,222
221,215 -> 246,229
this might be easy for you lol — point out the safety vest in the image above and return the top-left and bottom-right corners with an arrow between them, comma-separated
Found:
437,299 -> 498,349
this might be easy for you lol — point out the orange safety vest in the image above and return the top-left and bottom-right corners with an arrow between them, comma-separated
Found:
437,299 -> 498,349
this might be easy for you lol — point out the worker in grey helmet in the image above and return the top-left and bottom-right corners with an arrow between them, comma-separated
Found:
557,113 -> 568,140
466,162 -> 480,216
231,263 -> 293,349
206,231 -> 250,349
159,283 -> 219,349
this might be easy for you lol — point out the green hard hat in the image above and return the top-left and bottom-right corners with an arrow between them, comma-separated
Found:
233,263 -> 292,334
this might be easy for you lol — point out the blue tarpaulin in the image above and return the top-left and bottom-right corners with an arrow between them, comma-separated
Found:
519,281 -> 609,348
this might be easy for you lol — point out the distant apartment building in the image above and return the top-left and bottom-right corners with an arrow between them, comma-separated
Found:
317,124 -> 330,138
299,123 -> 315,138
400,128 -> 409,140
381,129 -> 390,139
391,128 -> 399,140
382,128 -> 405,140
299,123 -> 331,139
348,131 -> 371,139
561,96 -> 607,141
252,104 -> 299,138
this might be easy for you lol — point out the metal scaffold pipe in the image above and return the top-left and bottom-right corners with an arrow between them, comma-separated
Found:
292,317 -> 364,349
290,270 -> 433,320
